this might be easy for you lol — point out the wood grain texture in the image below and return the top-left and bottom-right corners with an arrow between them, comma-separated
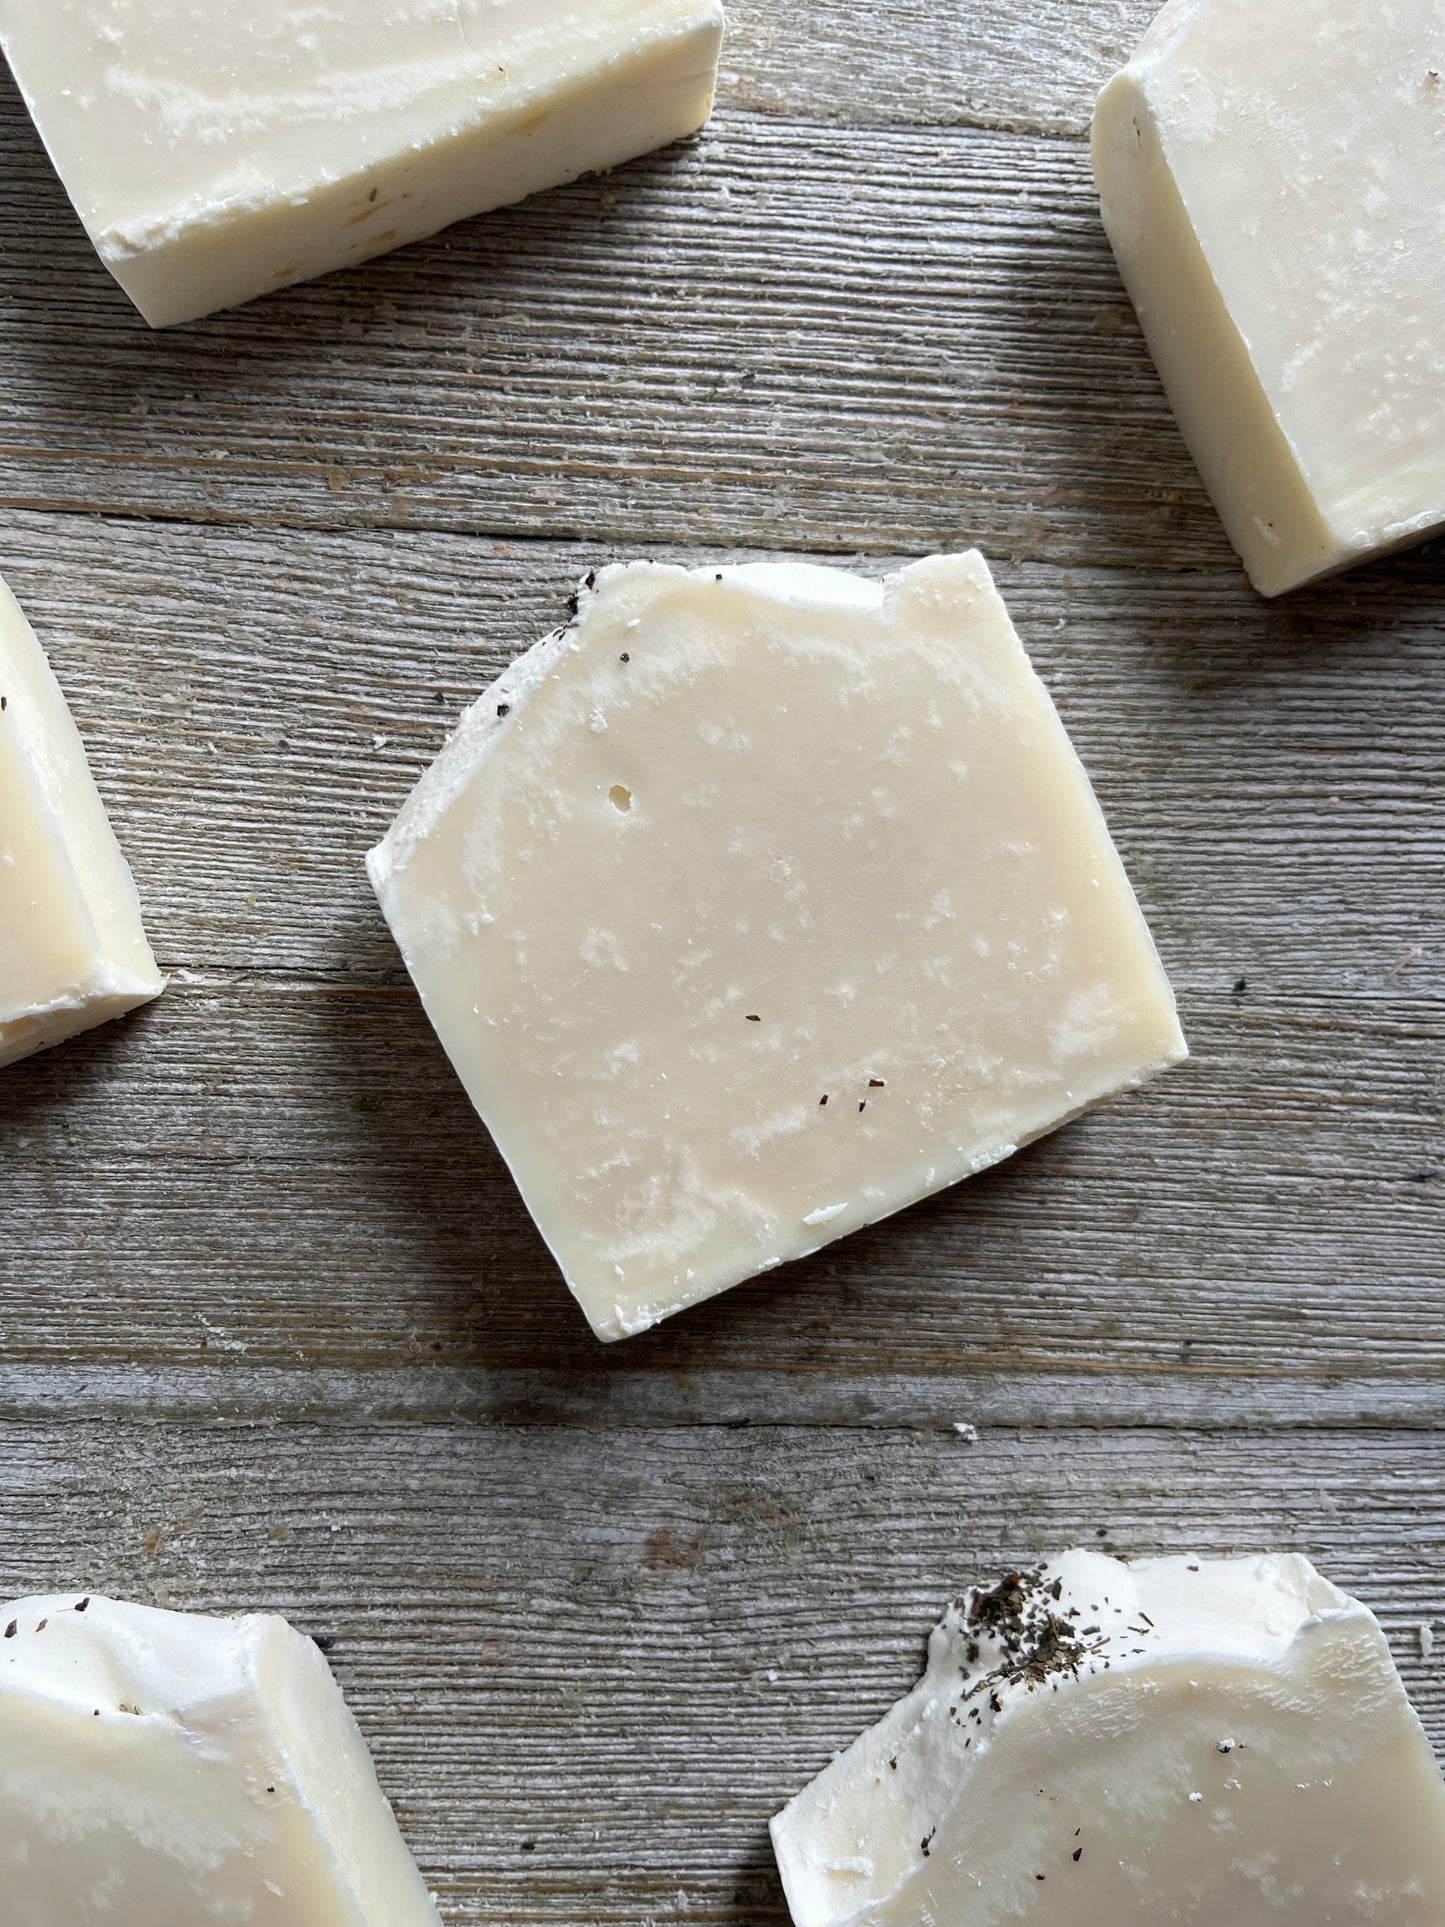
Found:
0,1 -> 1443,1917
724,0 -> 1160,135
0,71 -> 1229,568
1,1422 -> 1442,1925
3,982 -> 1443,1420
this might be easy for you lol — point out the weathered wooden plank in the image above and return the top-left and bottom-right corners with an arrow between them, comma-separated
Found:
1,1422 -> 1441,1924
3,985 -> 1440,1411
2,1361 -> 1444,1436
0,84 -> 1227,567
724,0 -> 1159,136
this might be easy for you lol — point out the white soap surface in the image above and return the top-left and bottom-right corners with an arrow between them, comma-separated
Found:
0,576 -> 163,1069
369,553 -> 1184,1341
0,1592 -> 441,1927
771,1550 -> 1445,1927
0,0 -> 725,326
1094,0 -> 1445,596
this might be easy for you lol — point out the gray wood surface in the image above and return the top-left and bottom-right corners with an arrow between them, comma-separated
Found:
0,4 -> 1441,1922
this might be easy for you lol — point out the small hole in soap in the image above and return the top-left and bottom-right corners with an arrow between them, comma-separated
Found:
609,785 -> 633,814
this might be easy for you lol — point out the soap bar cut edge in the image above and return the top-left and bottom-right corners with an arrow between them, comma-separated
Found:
1091,3 -> 1445,597
0,579 -> 164,1069
1093,68 -> 1330,597
5,1 -> 726,327
770,1550 -> 1445,1927
0,1590 -> 442,1925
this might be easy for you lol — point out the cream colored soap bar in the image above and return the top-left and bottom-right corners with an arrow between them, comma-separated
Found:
0,578 -> 163,1069
0,1592 -> 441,1927
1094,0 -> 1445,597
0,0 -> 725,327
772,1552 -> 1445,1927
369,555 -> 1184,1341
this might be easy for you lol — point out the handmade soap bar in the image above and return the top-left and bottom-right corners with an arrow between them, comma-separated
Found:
1094,0 -> 1445,596
369,555 -> 1184,1341
0,578 -> 163,1069
772,1551 -> 1445,1927
0,1592 -> 441,1926
0,0 -> 725,327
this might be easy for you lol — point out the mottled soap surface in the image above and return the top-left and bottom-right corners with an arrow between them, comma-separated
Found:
0,0 -> 723,321
0,0 -> 695,235
772,1551 -> 1445,1927
0,1592 -> 442,1927
1096,0 -> 1445,592
370,555 -> 1184,1339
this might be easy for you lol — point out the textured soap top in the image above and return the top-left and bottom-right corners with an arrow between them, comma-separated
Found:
370,553 -> 1184,1339
772,1550 -> 1445,1927
1094,0 -> 1445,591
0,1592 -> 441,1926
0,0 -> 720,241
0,573 -> 163,1066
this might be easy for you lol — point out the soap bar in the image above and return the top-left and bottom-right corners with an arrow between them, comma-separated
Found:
0,0 -> 725,327
0,577 -> 163,1069
369,554 -> 1184,1341
1094,0 -> 1445,596
771,1551 -> 1445,1927
0,1592 -> 441,1927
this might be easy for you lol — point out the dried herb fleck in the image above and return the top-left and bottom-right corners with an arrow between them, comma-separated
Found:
960,1569 -> 1091,1705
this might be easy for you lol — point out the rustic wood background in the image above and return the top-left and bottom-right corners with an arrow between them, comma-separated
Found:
1,2 -> 1442,1919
